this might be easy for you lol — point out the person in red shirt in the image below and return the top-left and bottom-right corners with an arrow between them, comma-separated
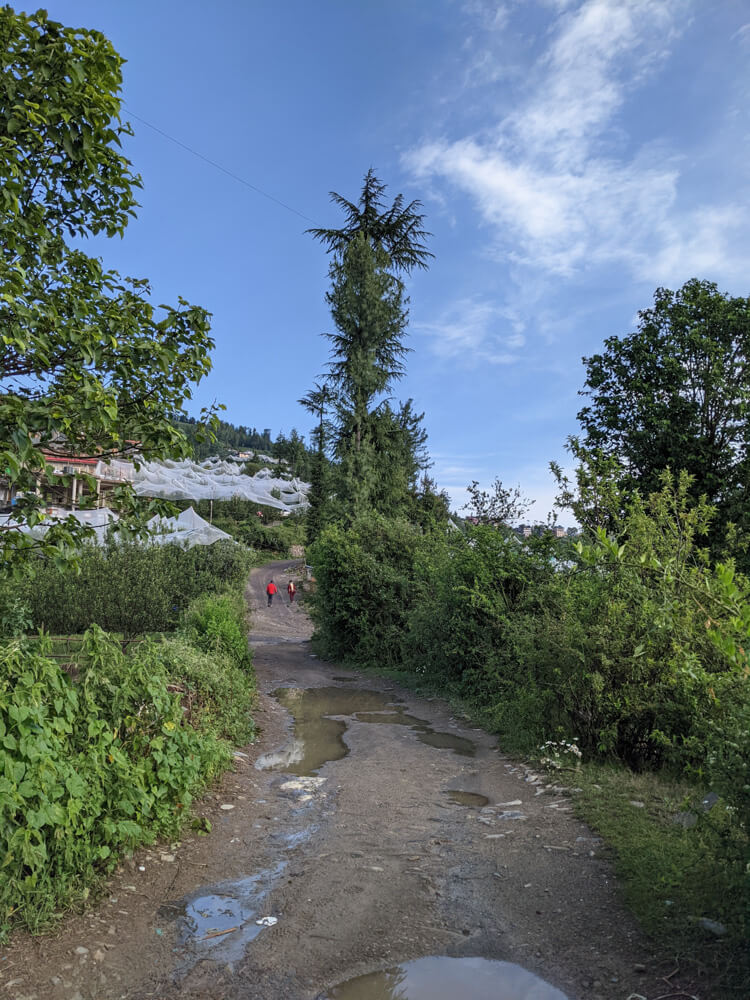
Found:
287,580 -> 296,604
266,579 -> 278,606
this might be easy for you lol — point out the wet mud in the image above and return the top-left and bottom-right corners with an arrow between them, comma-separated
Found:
444,790 -> 490,808
165,861 -> 286,972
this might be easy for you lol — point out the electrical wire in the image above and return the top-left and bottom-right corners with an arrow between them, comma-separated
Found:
124,108 -> 315,224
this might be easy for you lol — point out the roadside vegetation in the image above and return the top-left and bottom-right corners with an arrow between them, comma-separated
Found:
0,571 -> 256,939
15,538 -> 250,635
301,173 -> 750,996
0,10 -> 259,942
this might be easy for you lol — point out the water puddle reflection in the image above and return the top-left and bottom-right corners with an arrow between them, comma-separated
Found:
163,862 -> 285,970
323,956 -> 568,999
445,790 -> 490,807
256,688 -> 477,776
355,711 -> 426,727
416,730 -> 475,757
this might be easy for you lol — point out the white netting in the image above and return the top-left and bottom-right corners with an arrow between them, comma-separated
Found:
131,458 -> 309,510
1,506 -> 233,549
145,506 -> 233,548
0,508 -> 118,544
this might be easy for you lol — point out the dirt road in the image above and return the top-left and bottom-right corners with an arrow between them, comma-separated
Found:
3,562 -> 679,1000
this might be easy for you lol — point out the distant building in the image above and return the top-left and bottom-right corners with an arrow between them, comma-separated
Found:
41,452 -> 134,509
513,523 -> 570,539
0,441 -> 135,512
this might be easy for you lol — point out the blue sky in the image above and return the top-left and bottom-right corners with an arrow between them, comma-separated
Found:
40,1 -> 750,519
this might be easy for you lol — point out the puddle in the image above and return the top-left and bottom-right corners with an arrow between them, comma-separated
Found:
416,730 -> 475,756
332,676 -> 358,682
256,688 -> 396,775
272,825 -> 317,849
256,688 -> 476,776
164,862 -> 285,970
354,711 -> 426,727
323,956 -> 568,999
445,790 -> 490,807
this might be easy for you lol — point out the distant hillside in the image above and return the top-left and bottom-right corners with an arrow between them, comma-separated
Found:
175,417 -> 315,479
175,417 -> 273,460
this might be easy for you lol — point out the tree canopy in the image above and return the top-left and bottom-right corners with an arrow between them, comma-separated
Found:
0,8 -> 216,568
304,172 -> 432,534
308,168 -> 433,274
577,279 -> 750,545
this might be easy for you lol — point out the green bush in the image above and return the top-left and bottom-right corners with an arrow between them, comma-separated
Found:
20,540 -> 251,636
309,482 -> 749,787
0,579 -> 32,639
0,629 -> 235,936
137,636 -> 255,747
309,512 -> 421,667
235,519 -> 288,553
181,590 -> 252,671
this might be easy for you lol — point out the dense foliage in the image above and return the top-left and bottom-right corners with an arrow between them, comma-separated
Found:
175,416 -> 274,459
175,416 -> 315,478
17,539 -> 251,635
311,476 -> 747,782
0,583 -> 255,938
0,9 -> 217,568
578,279 -> 750,562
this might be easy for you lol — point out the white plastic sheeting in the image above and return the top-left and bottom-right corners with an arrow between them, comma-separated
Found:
145,506 -> 233,548
1,506 -> 232,549
0,507 -> 118,544
132,458 -> 309,510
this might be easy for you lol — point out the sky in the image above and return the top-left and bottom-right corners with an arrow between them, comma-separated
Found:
38,0 -> 750,520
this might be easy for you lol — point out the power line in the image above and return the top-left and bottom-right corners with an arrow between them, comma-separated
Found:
125,108 -> 315,224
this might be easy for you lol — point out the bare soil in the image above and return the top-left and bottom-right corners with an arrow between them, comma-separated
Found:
1,561 -> 700,1000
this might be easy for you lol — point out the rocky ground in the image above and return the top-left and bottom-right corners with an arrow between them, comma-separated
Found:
1,561 -> 703,1000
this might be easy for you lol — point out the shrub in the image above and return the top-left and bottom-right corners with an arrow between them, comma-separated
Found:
0,629 -> 233,936
21,540 -> 251,635
145,636 -> 256,745
181,591 -> 252,671
308,512 -> 421,667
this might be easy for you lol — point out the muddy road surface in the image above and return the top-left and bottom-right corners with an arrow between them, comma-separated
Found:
4,562 -> 678,1000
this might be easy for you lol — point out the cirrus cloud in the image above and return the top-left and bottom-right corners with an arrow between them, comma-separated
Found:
404,0 -> 749,287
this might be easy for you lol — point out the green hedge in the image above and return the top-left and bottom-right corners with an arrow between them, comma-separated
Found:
19,540 -> 251,636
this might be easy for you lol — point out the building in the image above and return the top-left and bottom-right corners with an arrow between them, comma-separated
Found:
40,452 -> 135,509
0,443 -> 135,512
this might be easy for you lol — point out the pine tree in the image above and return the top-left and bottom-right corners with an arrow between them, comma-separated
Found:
306,172 -> 432,526
307,168 -> 432,275
299,382 -> 334,542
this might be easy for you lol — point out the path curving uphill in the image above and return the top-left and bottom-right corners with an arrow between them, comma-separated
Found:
4,562 -> 680,1000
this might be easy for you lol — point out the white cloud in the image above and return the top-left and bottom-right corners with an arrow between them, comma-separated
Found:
510,0 -> 681,167
415,297 -> 525,364
409,137 -> 681,276
404,0 -> 748,286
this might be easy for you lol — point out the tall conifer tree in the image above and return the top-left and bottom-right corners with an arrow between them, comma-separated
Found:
305,172 -> 432,526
